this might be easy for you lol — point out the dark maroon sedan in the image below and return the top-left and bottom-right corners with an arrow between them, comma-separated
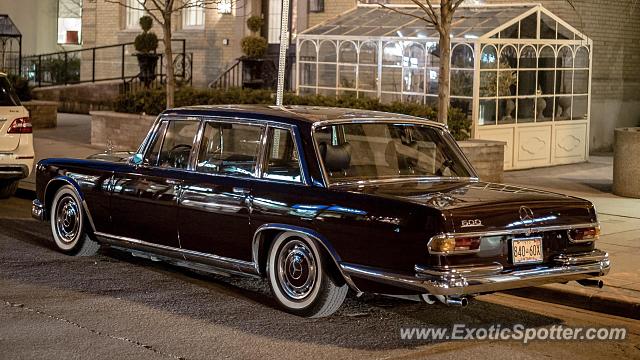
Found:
32,105 -> 609,317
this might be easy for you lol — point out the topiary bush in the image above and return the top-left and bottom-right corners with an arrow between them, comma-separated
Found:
247,16 -> 263,33
134,15 -> 158,54
241,36 -> 268,59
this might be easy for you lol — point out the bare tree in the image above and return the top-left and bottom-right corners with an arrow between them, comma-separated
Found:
379,0 -> 465,125
105,0 -> 230,108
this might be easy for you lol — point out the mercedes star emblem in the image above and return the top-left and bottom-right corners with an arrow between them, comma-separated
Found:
519,205 -> 534,222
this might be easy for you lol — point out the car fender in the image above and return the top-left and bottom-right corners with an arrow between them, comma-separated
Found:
252,223 -> 362,294
44,176 -> 97,234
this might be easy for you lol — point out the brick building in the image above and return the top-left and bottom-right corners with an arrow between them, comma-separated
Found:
80,0 -> 638,154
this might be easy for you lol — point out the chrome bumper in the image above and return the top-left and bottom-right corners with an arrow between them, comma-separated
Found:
0,164 -> 28,180
31,199 -> 45,221
340,250 -> 610,296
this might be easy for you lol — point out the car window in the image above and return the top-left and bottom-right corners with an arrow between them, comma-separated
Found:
196,121 -> 263,177
263,128 -> 302,183
0,77 -> 21,106
314,123 -> 472,183
148,120 -> 199,169
145,121 -> 169,166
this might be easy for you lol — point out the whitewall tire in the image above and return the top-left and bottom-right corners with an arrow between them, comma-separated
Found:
50,185 -> 99,256
267,231 -> 348,317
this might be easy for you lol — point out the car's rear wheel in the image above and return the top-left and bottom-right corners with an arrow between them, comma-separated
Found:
0,180 -> 18,198
267,232 -> 348,317
50,185 -> 99,256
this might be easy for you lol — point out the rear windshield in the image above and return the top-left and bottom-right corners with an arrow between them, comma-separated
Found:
0,76 -> 21,106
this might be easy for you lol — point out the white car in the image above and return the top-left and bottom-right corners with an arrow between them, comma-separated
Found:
0,73 -> 34,198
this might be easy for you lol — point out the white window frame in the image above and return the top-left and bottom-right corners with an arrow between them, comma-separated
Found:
183,0 -> 205,28
267,0 -> 283,44
125,0 -> 146,30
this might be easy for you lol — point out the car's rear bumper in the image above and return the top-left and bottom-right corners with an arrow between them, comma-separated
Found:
340,249 -> 610,296
31,199 -> 45,221
0,164 -> 29,180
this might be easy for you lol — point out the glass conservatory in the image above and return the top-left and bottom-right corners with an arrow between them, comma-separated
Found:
296,4 -> 592,169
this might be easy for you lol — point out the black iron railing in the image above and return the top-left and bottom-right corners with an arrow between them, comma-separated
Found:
208,60 -> 242,89
22,39 -> 192,88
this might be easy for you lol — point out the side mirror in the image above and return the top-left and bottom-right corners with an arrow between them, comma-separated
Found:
131,153 -> 144,165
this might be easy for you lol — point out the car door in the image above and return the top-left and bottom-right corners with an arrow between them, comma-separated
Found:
109,118 -> 200,248
178,118 -> 265,261
249,125 -> 314,234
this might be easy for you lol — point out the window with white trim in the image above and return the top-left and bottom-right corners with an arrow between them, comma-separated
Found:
183,0 -> 205,28
125,0 -> 146,30
267,0 -> 282,44
309,0 -> 324,13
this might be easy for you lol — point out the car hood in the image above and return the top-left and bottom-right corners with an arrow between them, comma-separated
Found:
336,180 -> 597,233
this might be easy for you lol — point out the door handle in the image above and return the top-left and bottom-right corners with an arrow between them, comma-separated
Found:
232,187 -> 250,195
166,179 -> 181,185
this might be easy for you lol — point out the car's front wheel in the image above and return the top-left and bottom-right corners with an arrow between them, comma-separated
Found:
267,232 -> 348,317
50,185 -> 100,256
0,180 -> 18,198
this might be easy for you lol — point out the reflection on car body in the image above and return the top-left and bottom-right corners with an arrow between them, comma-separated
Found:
31,105 -> 609,317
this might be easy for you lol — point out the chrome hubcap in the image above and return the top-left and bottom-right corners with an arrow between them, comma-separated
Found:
55,196 -> 80,243
277,240 -> 317,300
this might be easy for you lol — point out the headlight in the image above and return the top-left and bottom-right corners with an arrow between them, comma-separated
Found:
568,225 -> 600,243
428,234 -> 481,255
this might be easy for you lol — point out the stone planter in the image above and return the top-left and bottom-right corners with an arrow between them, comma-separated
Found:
23,100 -> 58,129
613,127 -> 640,198
90,111 -> 156,150
458,139 -> 506,183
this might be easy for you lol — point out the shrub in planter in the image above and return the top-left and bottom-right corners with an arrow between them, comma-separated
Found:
134,15 -> 159,87
114,87 -> 471,141
241,36 -> 268,59
246,16 -> 263,33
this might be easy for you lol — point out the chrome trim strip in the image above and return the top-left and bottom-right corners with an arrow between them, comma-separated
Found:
436,222 -> 601,239
251,223 -> 362,294
414,263 -> 504,277
554,250 -> 609,266
341,249 -> 610,296
95,231 -> 260,277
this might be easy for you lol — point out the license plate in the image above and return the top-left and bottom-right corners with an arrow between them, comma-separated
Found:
511,237 -> 543,264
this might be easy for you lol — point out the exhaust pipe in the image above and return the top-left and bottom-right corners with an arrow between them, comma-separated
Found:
576,279 -> 604,288
420,294 -> 469,307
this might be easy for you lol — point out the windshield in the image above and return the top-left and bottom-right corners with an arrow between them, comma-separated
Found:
0,76 -> 21,106
314,122 -> 473,184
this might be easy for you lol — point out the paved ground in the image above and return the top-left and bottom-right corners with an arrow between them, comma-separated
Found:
0,199 -> 638,359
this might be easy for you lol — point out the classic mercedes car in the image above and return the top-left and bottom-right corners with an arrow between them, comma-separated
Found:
32,105 -> 610,317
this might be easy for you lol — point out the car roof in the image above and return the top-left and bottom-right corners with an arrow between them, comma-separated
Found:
164,104 -> 441,127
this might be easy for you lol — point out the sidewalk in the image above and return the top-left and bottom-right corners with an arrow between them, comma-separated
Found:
20,113 -> 104,192
22,114 -> 640,319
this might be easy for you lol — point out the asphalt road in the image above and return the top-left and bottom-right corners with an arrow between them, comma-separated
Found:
1,194 -> 638,360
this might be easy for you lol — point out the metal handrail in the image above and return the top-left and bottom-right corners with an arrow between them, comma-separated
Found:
22,39 -> 190,88
208,60 -> 242,89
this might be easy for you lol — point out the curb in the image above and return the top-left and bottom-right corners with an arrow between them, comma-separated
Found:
506,284 -> 640,320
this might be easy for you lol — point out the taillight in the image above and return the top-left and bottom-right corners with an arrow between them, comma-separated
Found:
428,234 -> 481,255
568,226 -> 600,243
7,117 -> 32,134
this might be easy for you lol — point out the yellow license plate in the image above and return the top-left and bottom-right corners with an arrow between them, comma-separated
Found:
511,237 -> 543,264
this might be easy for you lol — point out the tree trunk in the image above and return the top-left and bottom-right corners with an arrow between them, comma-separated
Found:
437,5 -> 452,125
163,16 -> 175,109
